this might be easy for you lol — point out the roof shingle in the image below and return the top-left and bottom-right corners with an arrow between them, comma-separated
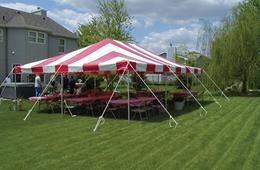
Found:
0,6 -> 76,39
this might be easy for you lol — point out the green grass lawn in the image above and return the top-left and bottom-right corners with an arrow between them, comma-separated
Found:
0,96 -> 260,170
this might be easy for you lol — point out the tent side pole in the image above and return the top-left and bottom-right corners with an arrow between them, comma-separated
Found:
187,67 -> 222,108
61,73 -> 64,116
14,71 -> 17,100
94,76 -> 96,90
168,67 -> 207,116
129,64 -> 178,128
203,70 -> 230,101
164,73 -> 168,109
127,69 -> 130,123
93,64 -> 129,132
24,65 -> 63,121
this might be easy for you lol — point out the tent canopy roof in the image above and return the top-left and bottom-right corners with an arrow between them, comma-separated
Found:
15,38 -> 202,75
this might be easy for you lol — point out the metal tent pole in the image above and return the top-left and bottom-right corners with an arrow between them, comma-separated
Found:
24,65 -> 62,120
14,71 -> 17,100
104,74 -> 118,91
187,67 -> 222,108
164,73 -> 168,109
94,76 -> 96,89
61,73 -> 64,115
93,63 -> 129,132
129,64 -> 178,128
203,70 -> 230,101
127,70 -> 130,123
169,67 -> 207,116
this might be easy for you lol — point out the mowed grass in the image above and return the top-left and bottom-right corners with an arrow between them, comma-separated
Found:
0,96 -> 260,170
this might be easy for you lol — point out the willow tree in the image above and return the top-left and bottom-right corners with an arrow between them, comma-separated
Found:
209,0 -> 260,94
77,0 -> 134,48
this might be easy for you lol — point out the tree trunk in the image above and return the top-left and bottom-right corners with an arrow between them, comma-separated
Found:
241,74 -> 248,95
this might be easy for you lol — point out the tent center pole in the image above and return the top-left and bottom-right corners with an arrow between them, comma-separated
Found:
164,73 -> 168,109
14,70 -> 17,111
127,69 -> 130,123
94,76 -> 96,90
61,73 -> 64,116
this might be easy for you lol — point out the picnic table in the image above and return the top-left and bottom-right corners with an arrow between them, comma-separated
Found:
65,95 -> 113,104
28,93 -> 83,112
28,93 -> 76,102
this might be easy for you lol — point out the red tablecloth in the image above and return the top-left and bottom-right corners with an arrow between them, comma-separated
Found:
29,92 -> 115,103
65,95 -> 112,104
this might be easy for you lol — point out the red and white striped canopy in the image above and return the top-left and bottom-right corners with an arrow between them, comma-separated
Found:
15,38 -> 202,75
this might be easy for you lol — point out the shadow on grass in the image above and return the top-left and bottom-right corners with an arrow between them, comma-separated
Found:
145,100 -> 214,123
28,100 -> 215,123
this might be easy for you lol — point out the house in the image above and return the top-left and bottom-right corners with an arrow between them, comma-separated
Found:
0,6 -> 77,83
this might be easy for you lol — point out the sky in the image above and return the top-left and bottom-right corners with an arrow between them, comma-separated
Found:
0,0 -> 242,54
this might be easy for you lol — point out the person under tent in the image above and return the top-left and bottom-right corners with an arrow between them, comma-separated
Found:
34,74 -> 42,97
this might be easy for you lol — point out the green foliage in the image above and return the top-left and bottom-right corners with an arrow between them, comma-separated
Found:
77,0 -> 134,48
78,75 -> 103,90
175,74 -> 192,89
195,55 -> 210,68
131,73 -> 146,91
208,0 -> 260,94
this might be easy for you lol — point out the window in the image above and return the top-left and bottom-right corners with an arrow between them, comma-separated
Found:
28,31 -> 45,44
12,64 -> 21,82
0,28 -> 3,42
38,32 -> 45,43
28,31 -> 36,42
58,39 -> 65,53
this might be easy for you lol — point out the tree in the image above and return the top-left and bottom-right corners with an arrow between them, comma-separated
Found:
76,0 -> 135,90
77,0 -> 134,48
208,0 -> 260,94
